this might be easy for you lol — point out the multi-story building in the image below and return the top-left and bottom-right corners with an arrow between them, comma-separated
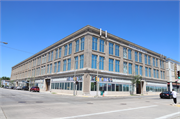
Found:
166,58 -> 180,92
11,25 -> 167,96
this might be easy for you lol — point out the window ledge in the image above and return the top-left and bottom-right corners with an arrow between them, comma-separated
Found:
74,50 -> 84,54
92,50 -> 105,55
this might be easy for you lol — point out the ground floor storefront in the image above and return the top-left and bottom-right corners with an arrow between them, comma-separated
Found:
14,71 -> 167,96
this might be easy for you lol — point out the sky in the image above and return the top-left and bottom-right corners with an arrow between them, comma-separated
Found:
0,1 -> 179,78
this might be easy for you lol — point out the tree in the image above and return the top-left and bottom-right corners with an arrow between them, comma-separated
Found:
0,76 -> 10,80
131,75 -> 142,95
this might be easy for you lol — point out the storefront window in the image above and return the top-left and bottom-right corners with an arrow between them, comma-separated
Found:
91,82 -> 97,91
123,84 -> 129,91
77,82 -> 82,91
116,84 -> 122,91
99,83 -> 107,91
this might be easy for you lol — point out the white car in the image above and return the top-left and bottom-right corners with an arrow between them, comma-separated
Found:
16,86 -> 22,90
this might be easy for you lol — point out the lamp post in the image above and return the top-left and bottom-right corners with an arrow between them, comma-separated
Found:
96,61 -> 100,97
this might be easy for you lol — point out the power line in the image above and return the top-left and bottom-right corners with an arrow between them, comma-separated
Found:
1,45 -> 34,54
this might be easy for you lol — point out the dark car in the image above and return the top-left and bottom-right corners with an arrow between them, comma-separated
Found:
160,91 -> 173,99
4,86 -> 9,89
30,87 -> 39,92
22,86 -> 29,91
10,86 -> 14,89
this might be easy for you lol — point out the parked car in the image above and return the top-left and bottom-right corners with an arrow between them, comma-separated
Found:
10,86 -> 14,89
16,86 -> 22,90
160,91 -> 173,99
30,87 -> 40,92
22,86 -> 29,91
4,86 -> 9,89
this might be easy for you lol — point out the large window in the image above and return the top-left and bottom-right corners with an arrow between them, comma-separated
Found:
64,45 -> 67,56
145,55 -> 147,64
115,60 -> 120,72
129,63 -> 132,74
157,70 -> 159,78
153,69 -> 156,78
75,56 -> 78,69
81,37 -> 84,51
68,59 -> 71,70
63,60 -> 66,71
92,37 -> 97,51
109,42 -> 113,55
116,84 -> 122,91
128,49 -> 132,60
99,39 -> 104,52
55,49 -> 58,59
123,62 -> 127,73
108,83 -> 115,91
99,56 -> 104,70
139,53 -> 142,63
47,65 -> 49,74
135,51 -> 138,62
139,66 -> 142,76
76,40 -> 79,52
80,55 -> 84,69
156,59 -> 158,67
51,51 -> 53,61
148,56 -> 151,65
123,47 -> 127,58
48,52 -> 51,62
54,62 -> 57,73
50,64 -> 52,73
149,68 -> 151,77
58,61 -> 60,72
109,59 -> 114,71
69,43 -> 72,55
145,67 -> 148,77
123,84 -> 129,91
115,45 -> 119,56
163,71 -> 165,79
59,48 -> 61,58
135,65 -> 138,75
153,58 -> 155,66
91,55 -> 97,69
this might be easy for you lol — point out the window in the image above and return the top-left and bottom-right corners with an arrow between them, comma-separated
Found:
129,63 -> 132,74
63,60 -> 66,71
139,53 -> 142,63
145,55 -> 147,64
75,56 -> 78,69
47,65 -> 49,74
153,69 -> 156,78
51,51 -> 53,61
48,52 -> 51,62
64,45 -> 67,56
153,58 -> 155,66
58,61 -> 60,72
99,56 -> 104,70
123,62 -> 127,73
80,55 -> 84,69
55,49 -> 58,59
116,84 -> 122,91
145,67 -> 148,77
148,56 -> 151,65
99,39 -> 104,52
163,71 -> 165,79
109,42 -> 113,55
135,51 -> 138,62
54,62 -> 57,73
140,66 -> 142,76
109,59 -> 114,71
149,68 -> 151,77
91,55 -> 97,69
128,49 -> 132,60
115,60 -> 120,72
156,59 -> 158,67
81,37 -> 84,51
59,48 -> 61,58
76,40 -> 79,52
157,70 -> 159,78
44,54 -> 46,63
115,45 -> 119,56
68,59 -> 71,70
123,47 -> 127,58
69,43 -> 72,55
41,66 -> 43,75
123,84 -> 129,91
50,64 -> 52,73
135,65 -> 138,75
92,37 -> 97,51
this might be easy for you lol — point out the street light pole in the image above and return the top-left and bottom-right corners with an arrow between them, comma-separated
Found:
96,61 -> 99,97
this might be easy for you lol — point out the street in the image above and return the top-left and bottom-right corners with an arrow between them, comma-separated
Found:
0,88 -> 180,119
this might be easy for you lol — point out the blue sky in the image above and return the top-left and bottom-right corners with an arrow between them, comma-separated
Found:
0,1 -> 179,77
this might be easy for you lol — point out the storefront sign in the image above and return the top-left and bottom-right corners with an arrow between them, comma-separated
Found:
91,76 -> 113,82
67,76 -> 83,81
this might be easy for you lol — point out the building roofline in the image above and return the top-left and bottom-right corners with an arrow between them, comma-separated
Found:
12,25 -> 166,69
166,58 -> 180,64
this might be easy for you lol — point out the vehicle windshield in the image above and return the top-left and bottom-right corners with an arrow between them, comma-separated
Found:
162,91 -> 170,93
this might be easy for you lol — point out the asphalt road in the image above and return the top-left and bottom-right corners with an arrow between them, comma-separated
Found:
0,88 -> 180,119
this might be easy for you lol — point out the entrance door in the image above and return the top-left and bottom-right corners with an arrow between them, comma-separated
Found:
45,79 -> 50,91
136,82 -> 144,94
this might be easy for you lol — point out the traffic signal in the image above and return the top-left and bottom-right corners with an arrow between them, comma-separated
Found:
95,76 -> 97,81
178,71 -> 180,79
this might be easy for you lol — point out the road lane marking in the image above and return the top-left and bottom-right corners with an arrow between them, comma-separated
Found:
53,105 -> 158,119
155,112 -> 180,119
